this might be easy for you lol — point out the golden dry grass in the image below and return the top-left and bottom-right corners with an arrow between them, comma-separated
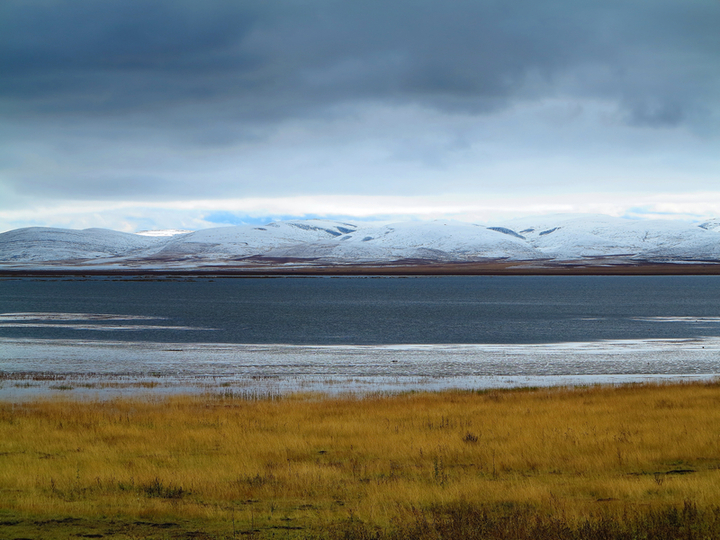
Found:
2,382 -> 720,536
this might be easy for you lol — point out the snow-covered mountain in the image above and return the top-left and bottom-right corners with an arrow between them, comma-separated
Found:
2,215 -> 720,271
503,215 -> 720,261
0,227 -> 166,264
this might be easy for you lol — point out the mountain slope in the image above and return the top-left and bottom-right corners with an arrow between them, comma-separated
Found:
1,215 -> 719,271
502,215 -> 720,261
0,227 -> 165,263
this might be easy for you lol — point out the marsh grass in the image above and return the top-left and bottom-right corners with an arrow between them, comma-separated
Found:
2,382 -> 720,538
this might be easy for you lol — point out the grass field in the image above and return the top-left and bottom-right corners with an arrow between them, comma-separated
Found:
2,381 -> 720,539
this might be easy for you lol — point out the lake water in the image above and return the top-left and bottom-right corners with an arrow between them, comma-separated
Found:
2,275 -> 720,397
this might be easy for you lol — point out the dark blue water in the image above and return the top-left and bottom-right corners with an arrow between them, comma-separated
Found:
2,275 -> 720,345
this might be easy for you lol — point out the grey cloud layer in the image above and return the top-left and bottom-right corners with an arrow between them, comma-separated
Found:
1,0 -> 719,211
3,0 -> 718,125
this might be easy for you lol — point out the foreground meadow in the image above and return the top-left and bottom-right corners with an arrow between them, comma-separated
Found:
2,382 -> 720,539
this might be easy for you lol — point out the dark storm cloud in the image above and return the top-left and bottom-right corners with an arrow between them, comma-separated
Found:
0,0 -> 260,112
2,0 -> 719,216
2,0 -> 718,125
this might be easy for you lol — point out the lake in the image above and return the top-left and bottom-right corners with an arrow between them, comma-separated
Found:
2,275 -> 720,397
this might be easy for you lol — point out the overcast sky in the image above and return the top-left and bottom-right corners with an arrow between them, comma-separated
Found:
1,0 -> 719,232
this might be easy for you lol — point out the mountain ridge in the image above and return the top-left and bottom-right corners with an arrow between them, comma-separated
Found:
2,215 -> 720,274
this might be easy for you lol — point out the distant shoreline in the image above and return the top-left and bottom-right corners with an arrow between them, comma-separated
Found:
3,260 -> 720,277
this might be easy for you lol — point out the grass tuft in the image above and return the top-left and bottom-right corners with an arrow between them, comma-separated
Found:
141,478 -> 188,499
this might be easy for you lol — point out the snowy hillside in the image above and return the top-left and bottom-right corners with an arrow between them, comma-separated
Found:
0,227 -> 166,263
328,221 -> 539,262
501,215 -> 720,261
1,215 -> 720,271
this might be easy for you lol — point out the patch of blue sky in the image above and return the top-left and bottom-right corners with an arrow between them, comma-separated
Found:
622,207 -> 706,222
202,212 -> 391,227
203,212 -> 275,226
202,212 -> 341,226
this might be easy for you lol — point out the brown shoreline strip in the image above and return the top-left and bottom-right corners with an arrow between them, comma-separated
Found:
3,260 -> 720,277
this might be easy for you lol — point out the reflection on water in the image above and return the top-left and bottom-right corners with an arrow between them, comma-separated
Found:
0,312 -> 214,331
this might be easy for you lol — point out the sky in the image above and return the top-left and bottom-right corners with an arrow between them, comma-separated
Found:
1,0 -> 719,233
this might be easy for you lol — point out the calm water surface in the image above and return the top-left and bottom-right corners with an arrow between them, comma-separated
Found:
3,275 -> 720,344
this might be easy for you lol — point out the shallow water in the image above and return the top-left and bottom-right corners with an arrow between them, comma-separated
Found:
2,335 -> 719,399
